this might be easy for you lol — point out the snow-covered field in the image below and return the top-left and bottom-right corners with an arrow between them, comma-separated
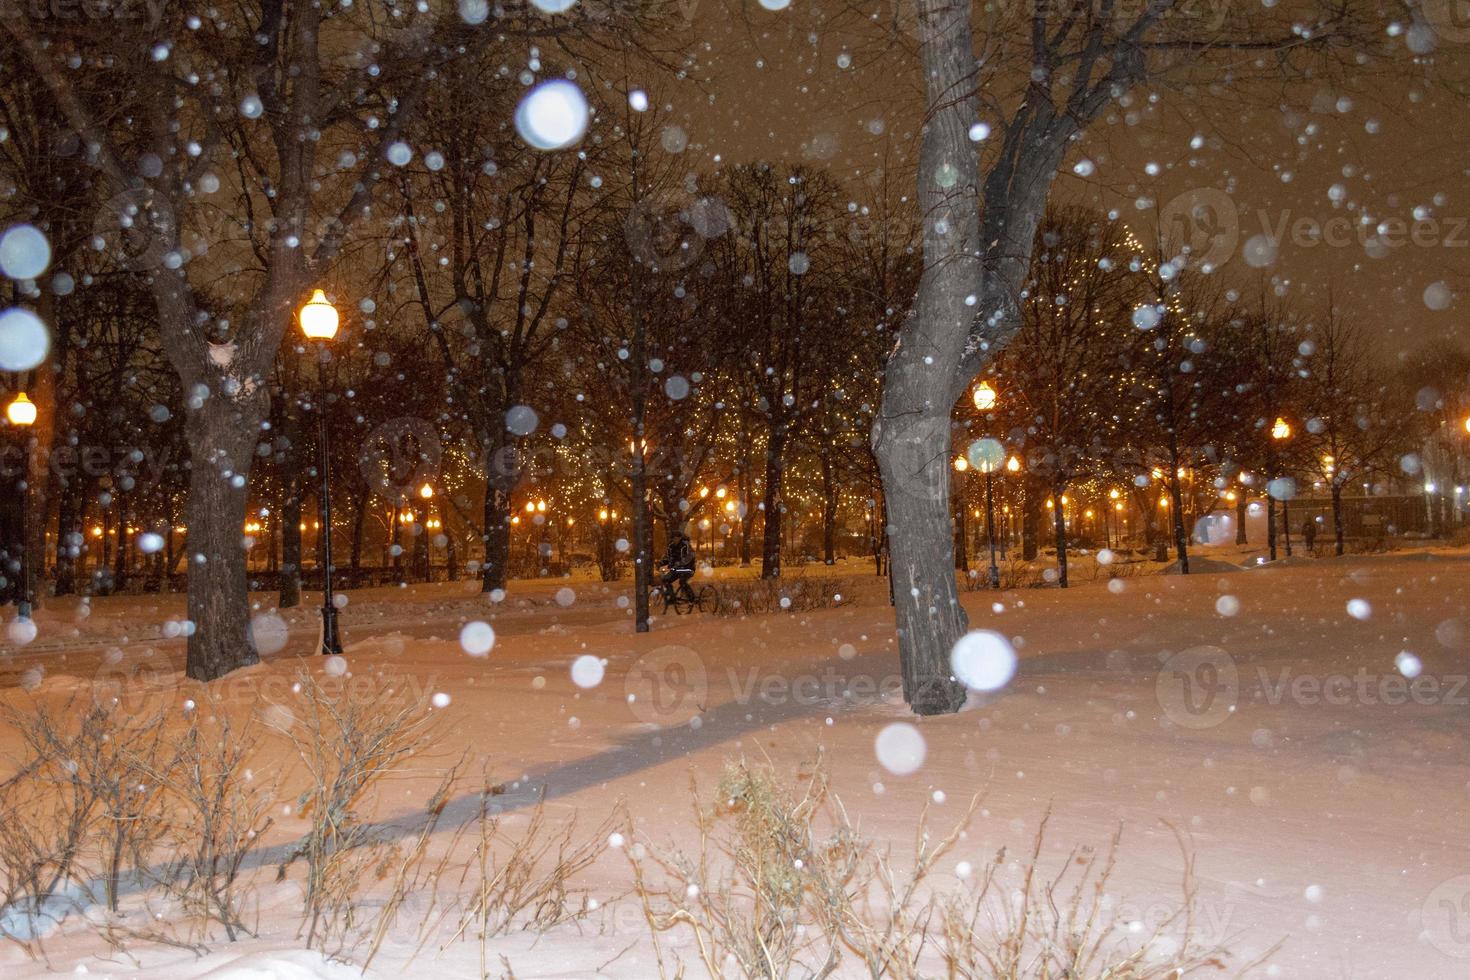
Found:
1,546 -> 1467,978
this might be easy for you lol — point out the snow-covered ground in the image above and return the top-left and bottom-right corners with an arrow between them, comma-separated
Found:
1,545 -> 1467,978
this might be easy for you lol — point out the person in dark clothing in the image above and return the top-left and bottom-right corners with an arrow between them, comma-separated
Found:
659,529 -> 697,602
1302,518 -> 1318,553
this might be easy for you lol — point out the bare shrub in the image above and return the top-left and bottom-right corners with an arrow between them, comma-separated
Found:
443,785 -> 612,976
628,759 -> 1239,979
148,704 -> 274,942
0,695 -> 174,945
999,556 -> 1044,590
273,669 -> 440,949
716,575 -> 853,616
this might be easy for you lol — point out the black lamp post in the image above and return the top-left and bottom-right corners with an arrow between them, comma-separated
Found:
982,457 -> 1000,589
300,289 -> 342,655
1268,416 -> 1291,562
7,392 -> 36,618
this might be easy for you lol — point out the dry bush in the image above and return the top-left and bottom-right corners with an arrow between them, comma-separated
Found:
936,812 -> 1238,979
999,556 -> 1044,590
148,705 -> 274,942
0,695 -> 174,946
716,576 -> 853,616
628,759 -> 1240,980
273,668 -> 440,949
440,784 -> 612,977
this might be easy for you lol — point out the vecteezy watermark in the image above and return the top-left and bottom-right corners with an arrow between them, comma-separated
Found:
1156,646 -> 1239,729
0,442 -> 177,487
1423,875 -> 1470,959
91,648 -> 442,725
625,644 -> 708,724
1156,647 -> 1469,729
624,645 -> 905,725
1420,0 -> 1470,45
1157,188 -> 1238,272
1155,187 -> 1469,273
0,0 -> 167,25
358,416 -> 442,504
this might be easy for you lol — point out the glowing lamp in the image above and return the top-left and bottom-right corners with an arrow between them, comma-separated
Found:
6,392 -> 36,426
299,289 -> 340,341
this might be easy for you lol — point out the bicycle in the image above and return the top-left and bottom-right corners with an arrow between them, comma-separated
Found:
652,580 -> 721,615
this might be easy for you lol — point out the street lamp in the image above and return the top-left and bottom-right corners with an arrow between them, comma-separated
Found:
299,289 -> 342,655
1269,416 -> 1292,562
7,392 -> 36,426
7,391 -> 36,618
972,381 -> 997,412
966,438 -> 1006,589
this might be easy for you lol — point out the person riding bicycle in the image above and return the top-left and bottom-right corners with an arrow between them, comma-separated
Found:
659,529 -> 697,603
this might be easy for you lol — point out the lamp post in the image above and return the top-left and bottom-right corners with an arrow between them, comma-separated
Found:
1268,416 -> 1291,562
299,289 -> 342,655
418,482 -> 434,581
981,454 -> 1000,588
7,392 -> 37,618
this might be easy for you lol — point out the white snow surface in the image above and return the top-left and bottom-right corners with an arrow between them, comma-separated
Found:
1,544 -> 1467,978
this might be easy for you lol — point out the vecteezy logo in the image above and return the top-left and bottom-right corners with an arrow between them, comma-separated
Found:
625,644 -> 706,725
875,415 -> 949,504
92,186 -> 178,272
1156,645 -> 1238,729
358,417 -> 441,503
1424,875 -> 1470,958
623,192 -> 731,274
1422,0 -> 1470,44
1158,187 -> 1238,272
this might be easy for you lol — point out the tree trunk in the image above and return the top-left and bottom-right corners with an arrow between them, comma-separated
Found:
350,493 -> 367,586
1168,473 -> 1189,573
874,410 -> 968,714
760,425 -> 787,579
481,486 -> 510,592
1022,475 -> 1043,561
53,478 -> 81,596
820,454 -> 837,565
279,488 -> 302,608
1235,492 -> 1248,545
112,499 -> 129,592
1052,487 -> 1069,589
182,394 -> 261,682
1331,482 -> 1345,557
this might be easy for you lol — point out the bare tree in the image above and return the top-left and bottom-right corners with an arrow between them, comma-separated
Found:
873,0 -> 1361,711
994,207 -> 1140,586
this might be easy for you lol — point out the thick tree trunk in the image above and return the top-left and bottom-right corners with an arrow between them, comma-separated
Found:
874,412 -> 968,714
759,425 -> 787,579
480,424 -> 517,592
1331,482 -> 1345,557
112,499 -> 129,592
1168,473 -> 1189,573
1022,476 -> 1042,561
1235,493 -> 1248,545
280,493 -> 302,607
182,394 -> 261,682
481,487 -> 510,592
53,478 -> 81,596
